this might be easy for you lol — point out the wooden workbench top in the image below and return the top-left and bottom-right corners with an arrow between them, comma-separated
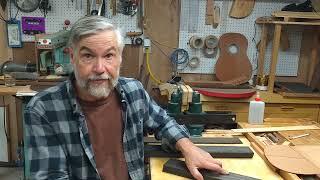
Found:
149,137 -> 282,180
0,85 -> 36,95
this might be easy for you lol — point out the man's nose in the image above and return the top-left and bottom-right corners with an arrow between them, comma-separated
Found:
93,58 -> 105,74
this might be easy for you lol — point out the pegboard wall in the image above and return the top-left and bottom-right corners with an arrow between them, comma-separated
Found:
8,0 -> 140,44
179,0 -> 304,76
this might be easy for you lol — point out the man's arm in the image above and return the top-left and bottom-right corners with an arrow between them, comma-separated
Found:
176,138 -> 228,180
24,108 -> 69,180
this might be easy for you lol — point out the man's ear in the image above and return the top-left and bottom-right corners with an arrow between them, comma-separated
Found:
69,47 -> 75,64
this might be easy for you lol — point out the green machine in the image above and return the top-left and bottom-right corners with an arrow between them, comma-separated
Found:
167,89 -> 205,136
37,30 -> 72,75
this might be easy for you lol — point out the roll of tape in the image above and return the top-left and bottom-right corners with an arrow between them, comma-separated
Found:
189,36 -> 204,49
135,37 -> 143,45
204,35 -> 218,48
188,57 -> 200,68
203,47 -> 217,58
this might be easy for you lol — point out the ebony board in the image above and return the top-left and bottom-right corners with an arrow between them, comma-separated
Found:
145,144 -> 254,158
163,159 -> 260,180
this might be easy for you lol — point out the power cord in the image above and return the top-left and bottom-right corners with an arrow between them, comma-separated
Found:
2,96 -> 8,141
145,47 -> 161,84
169,48 -> 189,72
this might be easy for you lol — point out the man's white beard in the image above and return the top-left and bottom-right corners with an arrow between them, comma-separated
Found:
74,70 -> 119,98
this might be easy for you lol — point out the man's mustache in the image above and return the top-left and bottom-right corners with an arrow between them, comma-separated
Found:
88,74 -> 110,81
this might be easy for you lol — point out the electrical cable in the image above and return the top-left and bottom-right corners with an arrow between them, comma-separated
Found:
13,8 -> 19,20
169,48 -> 189,71
2,96 -> 8,141
145,47 -> 162,85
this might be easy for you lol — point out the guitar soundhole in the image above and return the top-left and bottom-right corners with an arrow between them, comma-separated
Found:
228,44 -> 239,55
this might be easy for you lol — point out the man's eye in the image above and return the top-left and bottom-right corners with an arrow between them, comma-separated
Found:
105,53 -> 114,59
84,54 -> 93,58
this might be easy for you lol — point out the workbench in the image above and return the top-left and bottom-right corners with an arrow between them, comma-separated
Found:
149,118 -> 320,180
149,136 -> 281,180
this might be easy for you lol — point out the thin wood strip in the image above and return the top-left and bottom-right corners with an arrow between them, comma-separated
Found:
272,11 -> 320,19
205,125 -> 320,134
144,137 -> 242,144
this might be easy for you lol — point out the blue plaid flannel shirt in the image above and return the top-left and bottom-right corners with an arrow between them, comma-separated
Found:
24,75 -> 189,180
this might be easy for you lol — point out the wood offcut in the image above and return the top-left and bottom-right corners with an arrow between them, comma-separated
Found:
205,125 -> 320,134
229,0 -> 255,19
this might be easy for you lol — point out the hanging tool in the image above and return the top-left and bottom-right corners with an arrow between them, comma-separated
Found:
75,0 -> 79,10
111,0 -> 116,15
100,0 -> 105,16
205,0 -> 213,25
0,0 -> 7,11
90,0 -> 98,15
118,0 -> 138,16
137,0 -> 143,29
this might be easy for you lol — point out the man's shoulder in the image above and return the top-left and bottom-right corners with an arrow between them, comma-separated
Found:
26,81 -> 68,109
118,77 -> 144,90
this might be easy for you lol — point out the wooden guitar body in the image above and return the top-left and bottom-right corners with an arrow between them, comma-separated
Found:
215,33 -> 252,82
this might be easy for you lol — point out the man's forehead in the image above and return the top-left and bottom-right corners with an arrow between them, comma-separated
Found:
78,45 -> 117,52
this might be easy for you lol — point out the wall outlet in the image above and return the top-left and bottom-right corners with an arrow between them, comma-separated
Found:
143,38 -> 151,53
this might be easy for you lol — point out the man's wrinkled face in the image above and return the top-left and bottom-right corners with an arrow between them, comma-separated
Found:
70,30 -> 121,99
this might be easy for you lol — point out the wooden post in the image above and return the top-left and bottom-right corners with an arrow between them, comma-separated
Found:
257,24 -> 268,76
307,28 -> 319,86
268,24 -> 282,92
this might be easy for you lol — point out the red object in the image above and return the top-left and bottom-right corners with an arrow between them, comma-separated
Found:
255,97 -> 262,101
195,88 -> 256,99
43,39 -> 47,43
63,47 -> 69,54
64,19 -> 71,25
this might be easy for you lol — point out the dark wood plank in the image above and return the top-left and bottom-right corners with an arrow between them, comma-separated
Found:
144,137 -> 242,144
163,159 -> 260,180
145,144 -> 254,158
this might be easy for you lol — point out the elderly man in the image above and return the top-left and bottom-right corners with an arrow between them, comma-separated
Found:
24,16 -> 227,180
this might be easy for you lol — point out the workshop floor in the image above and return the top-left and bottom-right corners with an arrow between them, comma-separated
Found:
0,167 -> 23,180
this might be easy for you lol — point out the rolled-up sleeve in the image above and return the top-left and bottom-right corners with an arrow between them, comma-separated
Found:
142,87 -> 189,151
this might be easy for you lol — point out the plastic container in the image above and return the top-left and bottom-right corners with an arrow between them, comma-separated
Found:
248,92 -> 265,124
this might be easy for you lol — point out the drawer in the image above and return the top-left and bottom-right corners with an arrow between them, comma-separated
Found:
264,113 -> 319,122
265,104 -> 319,114
202,102 -> 248,112
234,112 -> 318,123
